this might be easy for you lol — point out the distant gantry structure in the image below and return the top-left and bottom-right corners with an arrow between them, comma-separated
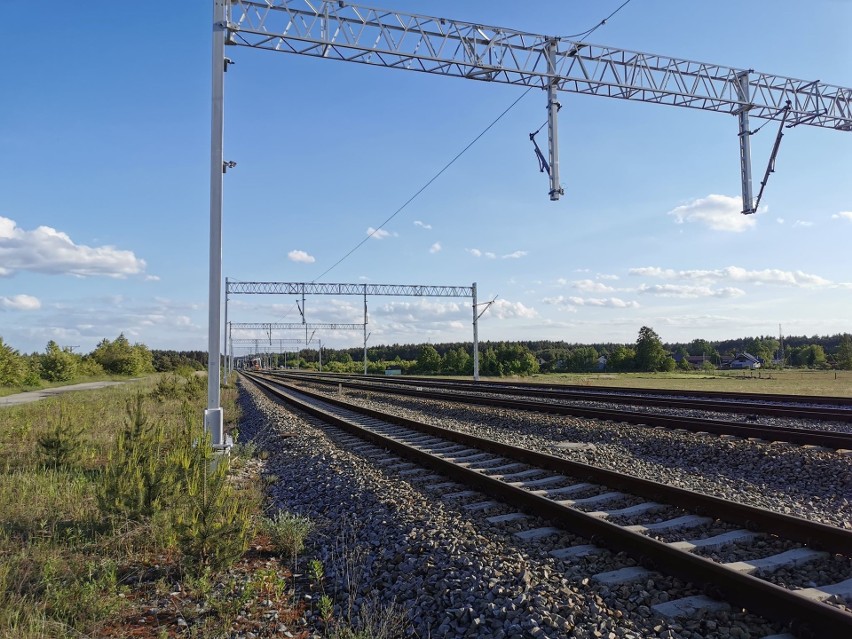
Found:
204,0 -> 851,449
226,279 -> 487,378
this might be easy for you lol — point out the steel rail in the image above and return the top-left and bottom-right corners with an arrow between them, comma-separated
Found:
296,370 -> 852,406
270,372 -> 852,449
244,372 -> 852,637
284,371 -> 852,421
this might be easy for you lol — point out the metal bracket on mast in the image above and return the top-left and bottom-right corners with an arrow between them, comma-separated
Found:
735,71 -> 756,214
545,39 -> 563,201
752,101 -> 792,214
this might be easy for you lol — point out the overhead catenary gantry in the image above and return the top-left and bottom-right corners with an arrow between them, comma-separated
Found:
226,320 -> 363,374
225,0 -> 851,210
205,0 -> 851,448
226,279 -> 483,379
230,337 -> 321,369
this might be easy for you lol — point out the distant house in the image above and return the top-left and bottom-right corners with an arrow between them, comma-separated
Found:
729,352 -> 761,370
595,356 -> 607,371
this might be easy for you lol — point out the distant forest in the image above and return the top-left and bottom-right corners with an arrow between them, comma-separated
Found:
3,329 -> 850,390
224,328 -> 852,375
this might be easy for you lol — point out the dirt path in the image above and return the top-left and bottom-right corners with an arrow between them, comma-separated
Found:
0,380 -> 137,407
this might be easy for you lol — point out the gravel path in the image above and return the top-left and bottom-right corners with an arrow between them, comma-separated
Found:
238,380 -> 798,639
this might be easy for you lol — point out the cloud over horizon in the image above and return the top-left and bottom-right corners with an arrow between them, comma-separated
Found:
668,194 -> 756,232
1,294 -> 41,311
629,265 -> 832,288
0,215 -> 146,278
637,283 -> 746,298
366,227 -> 398,240
287,249 -> 316,263
544,295 -> 639,309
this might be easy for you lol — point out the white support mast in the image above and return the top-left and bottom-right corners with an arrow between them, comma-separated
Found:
205,0 -> 227,452
545,39 -> 563,201
735,71 -> 755,214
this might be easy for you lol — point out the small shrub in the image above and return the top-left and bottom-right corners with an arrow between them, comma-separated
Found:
37,407 -> 84,469
264,511 -> 313,566
170,431 -> 253,574
97,394 -> 172,522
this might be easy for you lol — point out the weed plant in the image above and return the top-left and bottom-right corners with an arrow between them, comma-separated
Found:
264,511 -> 314,569
0,373 -> 253,637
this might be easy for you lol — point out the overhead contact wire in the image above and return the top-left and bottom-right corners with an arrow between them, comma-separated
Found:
313,86 -> 534,282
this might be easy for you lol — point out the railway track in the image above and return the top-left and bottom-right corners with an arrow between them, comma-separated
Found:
244,372 -> 852,638
276,371 -> 852,420
266,371 -> 852,450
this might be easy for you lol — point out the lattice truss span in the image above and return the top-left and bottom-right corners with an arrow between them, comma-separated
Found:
225,0 -> 851,210
230,322 -> 363,330
227,281 -> 475,298
228,1 -> 851,130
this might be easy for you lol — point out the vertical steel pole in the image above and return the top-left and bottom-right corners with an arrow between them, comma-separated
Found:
205,0 -> 227,450
546,39 -> 563,201
223,277 -> 229,378
363,287 -> 368,375
472,282 -> 480,381
736,71 -> 755,214
318,339 -> 322,372
302,289 -> 307,345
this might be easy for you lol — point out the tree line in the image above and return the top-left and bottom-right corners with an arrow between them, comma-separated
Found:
0,334 -> 155,388
306,328 -> 852,375
4,327 -> 851,388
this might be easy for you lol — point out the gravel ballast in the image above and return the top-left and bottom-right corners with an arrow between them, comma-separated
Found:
238,380 -> 804,638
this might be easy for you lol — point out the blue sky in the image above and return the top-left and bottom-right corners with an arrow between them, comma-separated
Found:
2,1 -> 850,355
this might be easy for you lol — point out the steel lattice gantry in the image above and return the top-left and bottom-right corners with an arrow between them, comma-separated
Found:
204,0 -> 851,449
230,337 -> 320,370
226,279 -> 484,379
226,320 -> 363,374
228,282 -> 474,297
225,0 -> 852,208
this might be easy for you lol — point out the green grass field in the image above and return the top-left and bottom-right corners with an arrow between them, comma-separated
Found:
0,374 -> 253,637
519,369 -> 852,397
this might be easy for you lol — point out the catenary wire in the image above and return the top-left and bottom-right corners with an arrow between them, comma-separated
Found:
312,86 -> 534,282
560,0 -> 635,40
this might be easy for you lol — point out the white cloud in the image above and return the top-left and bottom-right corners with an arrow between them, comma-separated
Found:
776,218 -> 785,224
667,194 -> 756,232
832,211 -> 852,222
0,215 -> 146,278
145,275 -> 160,282
502,250 -> 528,259
638,284 -> 746,298
571,279 -> 616,293
597,273 -> 620,281
466,248 -> 496,259
0,294 -> 41,311
413,220 -> 432,230
429,242 -> 441,254
629,265 -> 831,288
629,267 -> 677,278
366,227 -> 395,240
487,299 -> 539,320
570,296 -> 639,309
792,220 -> 813,228
376,299 -> 464,321
288,249 -> 316,263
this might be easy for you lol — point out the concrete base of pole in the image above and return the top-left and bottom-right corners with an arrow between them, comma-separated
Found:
204,407 -> 225,448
